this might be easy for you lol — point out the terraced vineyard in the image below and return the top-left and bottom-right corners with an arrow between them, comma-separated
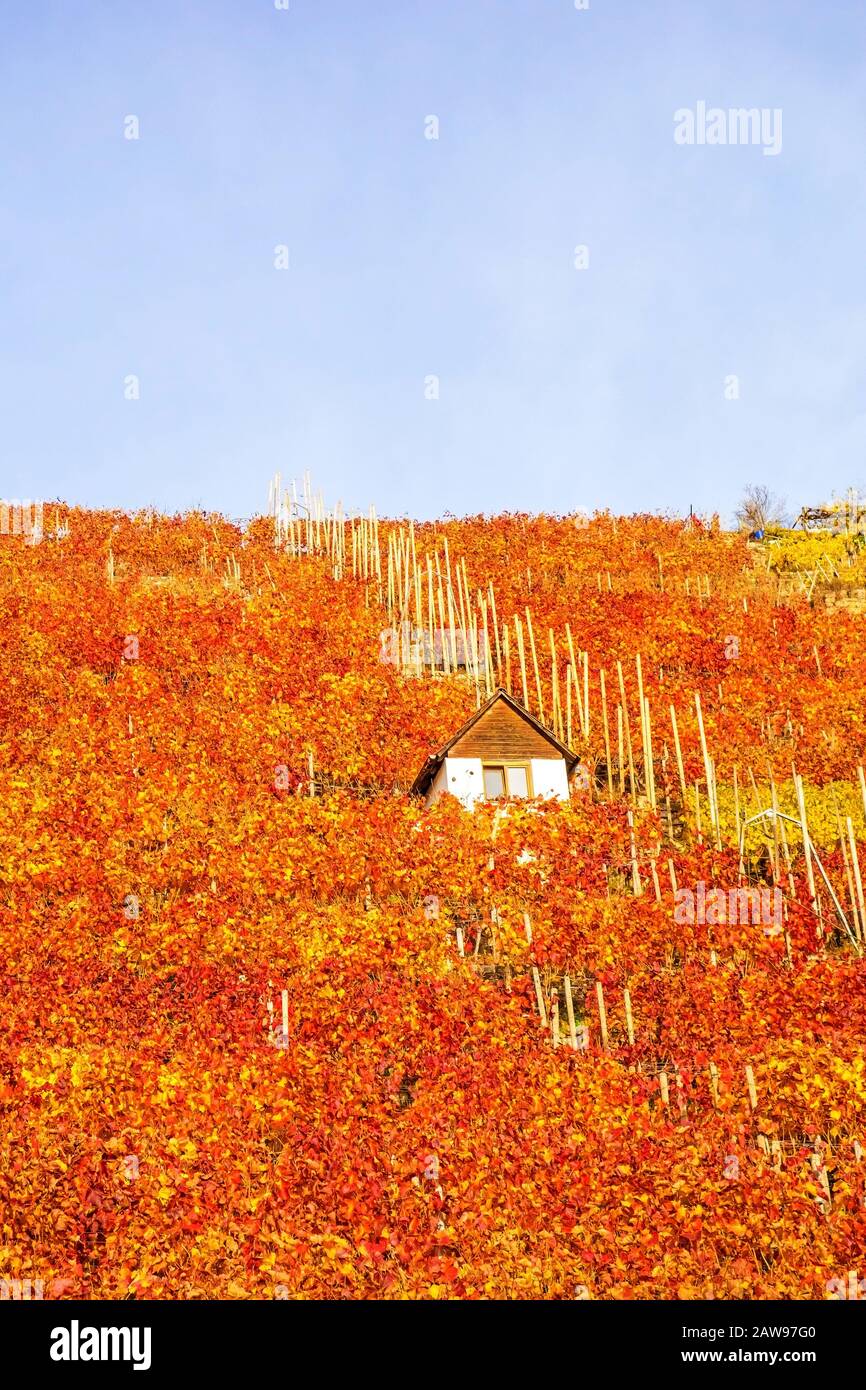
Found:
1,503 -> 864,1299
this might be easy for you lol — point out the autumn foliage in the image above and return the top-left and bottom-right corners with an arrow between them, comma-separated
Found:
1,505 -> 864,1300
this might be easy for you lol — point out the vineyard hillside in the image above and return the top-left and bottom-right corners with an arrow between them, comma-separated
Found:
2,505 -> 865,1300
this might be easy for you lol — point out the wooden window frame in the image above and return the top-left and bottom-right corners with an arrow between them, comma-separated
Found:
481,761 -> 534,800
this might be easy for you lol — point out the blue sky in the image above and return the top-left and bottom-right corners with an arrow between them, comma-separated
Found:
2,1 -> 865,523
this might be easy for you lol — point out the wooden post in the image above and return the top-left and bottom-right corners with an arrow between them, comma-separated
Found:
455,562 -> 470,671
469,614 -> 480,706
694,692 -> 717,834
564,974 -> 578,1050
650,858 -> 661,902
623,988 -> 635,1046
846,816 -> 865,944
670,703 -> 687,804
795,771 -> 820,934
489,581 -> 501,681
595,980 -> 609,1051
659,1071 -> 669,1107
708,1061 -> 719,1108
710,758 -> 722,850
668,858 -> 677,894
627,809 -> 643,896
532,966 -> 548,1026
525,608 -> 543,720
482,605 -> 494,697
745,1064 -> 758,1111
435,555 -> 449,674
549,629 -> 561,741
447,581 -> 457,673
733,765 -> 744,874
644,696 -> 657,810
414,559 -> 423,678
281,990 -> 289,1048
811,1150 -> 832,1211
675,1070 -> 687,1119
636,653 -> 648,794
427,555 -> 435,670
565,624 -> 586,736
617,661 -> 637,802
777,811 -> 796,899
600,669 -> 613,798
840,829 -> 860,941
515,616 -> 529,709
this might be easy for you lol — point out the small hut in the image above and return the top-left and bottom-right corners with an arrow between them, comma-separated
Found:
410,688 -> 580,809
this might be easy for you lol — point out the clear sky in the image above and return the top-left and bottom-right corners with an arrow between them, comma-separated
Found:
2,1 -> 865,523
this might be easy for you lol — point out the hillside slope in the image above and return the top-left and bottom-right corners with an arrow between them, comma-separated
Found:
1,507 -> 864,1299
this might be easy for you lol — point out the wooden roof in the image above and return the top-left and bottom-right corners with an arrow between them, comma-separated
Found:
410,688 -> 579,797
